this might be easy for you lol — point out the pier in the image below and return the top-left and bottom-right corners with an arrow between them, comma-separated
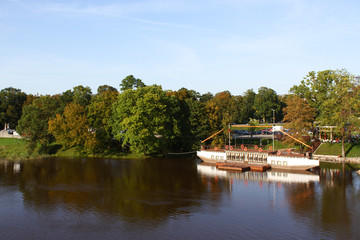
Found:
216,162 -> 270,172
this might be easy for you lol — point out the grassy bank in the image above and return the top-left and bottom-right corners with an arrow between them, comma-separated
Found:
4,137 -> 360,160
0,138 -> 141,160
0,138 -> 37,159
315,143 -> 360,157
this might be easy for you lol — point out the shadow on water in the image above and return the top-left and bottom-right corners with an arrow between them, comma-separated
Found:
0,157 -> 227,225
0,158 -> 359,239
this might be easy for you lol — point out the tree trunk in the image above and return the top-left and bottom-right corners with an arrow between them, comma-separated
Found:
342,139 -> 346,158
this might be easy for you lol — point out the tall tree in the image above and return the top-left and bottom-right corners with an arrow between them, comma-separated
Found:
283,95 -> 316,148
111,85 -> 179,156
238,89 -> 256,123
290,70 -> 338,117
120,75 -> 146,92
48,103 -> 96,153
97,85 -> 118,95
73,85 -> 92,106
199,92 -> 214,103
205,91 -> 236,146
290,69 -> 360,156
17,96 -> 60,152
87,88 -> 119,153
317,70 -> 360,157
0,87 -> 27,129
166,88 -> 205,151
58,89 -> 74,112
232,95 -> 243,123
254,87 -> 282,123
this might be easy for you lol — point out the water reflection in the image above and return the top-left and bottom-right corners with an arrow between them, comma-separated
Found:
1,158 -> 220,226
197,162 -> 360,239
197,163 -> 320,183
0,158 -> 359,239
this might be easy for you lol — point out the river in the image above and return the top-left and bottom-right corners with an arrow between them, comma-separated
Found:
0,157 -> 359,240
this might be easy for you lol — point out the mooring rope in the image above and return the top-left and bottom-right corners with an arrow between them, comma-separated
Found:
167,151 -> 197,155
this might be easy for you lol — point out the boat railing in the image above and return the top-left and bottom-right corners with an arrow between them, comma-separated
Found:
201,144 -> 273,152
201,145 -> 312,158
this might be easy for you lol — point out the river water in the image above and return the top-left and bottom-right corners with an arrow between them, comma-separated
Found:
0,157 -> 359,240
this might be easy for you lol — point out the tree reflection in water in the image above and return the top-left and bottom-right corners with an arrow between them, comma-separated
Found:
283,166 -> 358,239
0,158 -> 227,227
0,159 -> 359,239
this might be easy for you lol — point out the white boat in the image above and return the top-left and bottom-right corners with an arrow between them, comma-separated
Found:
197,148 -> 319,171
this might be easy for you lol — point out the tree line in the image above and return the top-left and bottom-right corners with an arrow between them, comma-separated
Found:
0,70 -> 359,157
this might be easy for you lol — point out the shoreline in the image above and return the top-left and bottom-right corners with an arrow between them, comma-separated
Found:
313,154 -> 360,164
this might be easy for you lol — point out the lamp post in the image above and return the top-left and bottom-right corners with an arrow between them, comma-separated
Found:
228,124 -> 231,149
272,109 -> 275,151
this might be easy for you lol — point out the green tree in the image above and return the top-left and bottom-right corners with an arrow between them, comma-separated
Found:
0,87 -> 27,129
232,95 -> 243,123
291,69 -> 360,156
120,75 -> 146,92
318,70 -> 360,157
97,85 -> 118,95
248,118 -> 260,134
17,96 -> 60,153
242,89 -> 256,122
87,87 -> 119,153
58,89 -> 74,112
199,92 -> 214,103
290,70 -> 338,117
254,87 -> 282,123
111,85 -> 179,156
166,88 -> 207,151
73,85 -> 92,106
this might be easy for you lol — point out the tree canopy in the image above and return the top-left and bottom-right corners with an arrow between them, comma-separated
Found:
290,69 -> 360,156
120,75 -> 146,92
3,69 -> 360,157
0,87 -> 27,129
111,85 -> 179,156
48,102 -> 96,153
254,87 -> 282,123
17,96 -> 60,152
283,95 -> 316,147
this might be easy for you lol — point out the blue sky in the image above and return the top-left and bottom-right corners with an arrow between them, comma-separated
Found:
1,0 -> 359,96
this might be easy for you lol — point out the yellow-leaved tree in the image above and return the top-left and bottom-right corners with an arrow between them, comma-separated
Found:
282,95 -> 316,149
48,102 -> 96,153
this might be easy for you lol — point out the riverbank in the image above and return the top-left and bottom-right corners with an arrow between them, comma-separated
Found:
2,137 -> 360,166
312,143 -> 360,164
0,138 -> 140,160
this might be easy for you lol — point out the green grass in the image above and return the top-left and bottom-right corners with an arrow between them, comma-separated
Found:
0,138 -> 143,160
0,138 -> 38,159
315,143 -> 360,157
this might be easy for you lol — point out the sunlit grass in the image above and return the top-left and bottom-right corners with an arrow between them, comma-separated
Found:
0,138 -> 35,159
315,143 -> 360,157
0,138 -> 143,159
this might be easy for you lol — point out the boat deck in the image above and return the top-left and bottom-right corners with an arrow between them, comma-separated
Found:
216,162 -> 270,172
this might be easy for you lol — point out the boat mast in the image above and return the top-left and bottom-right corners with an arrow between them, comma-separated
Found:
228,124 -> 231,148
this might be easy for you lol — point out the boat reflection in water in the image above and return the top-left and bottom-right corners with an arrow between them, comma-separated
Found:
197,162 -> 319,184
